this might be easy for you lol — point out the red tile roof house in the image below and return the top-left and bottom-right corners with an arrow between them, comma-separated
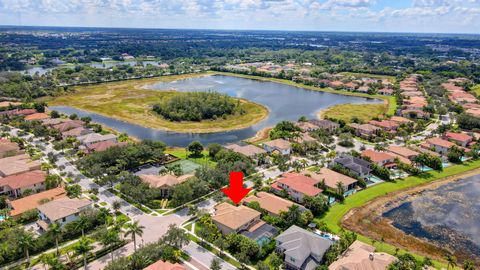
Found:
24,113 -> 50,121
85,141 -> 128,154
329,81 -> 344,89
244,191 -> 305,217
378,88 -> 394,96
303,168 -> 358,195
263,139 -> 292,155
52,120 -> 85,133
444,132 -> 473,148
295,121 -> 320,132
0,170 -> 47,198
425,137 -> 455,155
61,127 -> 93,139
143,260 -> 186,270
361,150 -> 396,168
368,120 -> 399,132
348,123 -> 381,138
0,138 -> 24,158
271,173 -> 323,203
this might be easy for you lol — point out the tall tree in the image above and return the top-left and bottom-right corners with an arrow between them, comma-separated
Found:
101,229 -> 121,262
124,220 -> 145,252
74,237 -> 93,270
49,222 -> 63,256
18,232 -> 35,264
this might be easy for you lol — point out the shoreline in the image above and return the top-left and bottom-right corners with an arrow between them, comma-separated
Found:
342,167 -> 480,265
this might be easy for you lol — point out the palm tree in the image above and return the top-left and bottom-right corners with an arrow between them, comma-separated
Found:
445,254 -> 457,270
49,222 -> 63,256
124,220 -> 145,252
74,237 -> 93,270
41,162 -> 54,175
336,181 -> 345,197
101,229 -> 120,262
112,200 -> 121,213
39,253 -> 51,270
74,215 -> 89,237
18,232 -> 35,264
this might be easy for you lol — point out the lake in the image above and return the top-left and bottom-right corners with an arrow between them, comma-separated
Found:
51,75 -> 382,146
383,175 -> 480,262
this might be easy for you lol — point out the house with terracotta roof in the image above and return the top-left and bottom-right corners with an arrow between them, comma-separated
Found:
8,187 -> 67,218
333,155 -> 371,179
61,127 -> 93,138
37,198 -> 92,230
212,202 -> 261,235
271,173 -> 322,203
328,240 -> 396,270
13,109 -> 37,116
276,225 -> 333,270
77,133 -> 117,146
308,119 -> 340,133
348,123 -> 381,138
52,120 -> 85,133
444,132 -> 473,147
225,144 -> 267,159
0,138 -> 23,158
425,137 -> 455,155
263,139 -> 292,155
293,133 -> 317,144
41,118 -> 67,127
387,146 -> 419,161
361,150 -> 395,168
244,192 -> 305,217
295,121 -> 320,132
25,113 -> 50,121
389,116 -> 412,125
368,120 -> 399,132
139,174 -> 194,197
303,167 -> 358,195
0,154 -> 42,177
85,141 -> 128,154
0,170 -> 47,198
0,101 -> 22,109
329,81 -> 344,89
143,260 -> 186,270
378,88 -> 394,96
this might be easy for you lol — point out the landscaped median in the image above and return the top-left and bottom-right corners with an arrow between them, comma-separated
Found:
316,159 -> 480,269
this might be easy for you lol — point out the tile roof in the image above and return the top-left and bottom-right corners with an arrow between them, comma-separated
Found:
368,120 -> 399,130
328,240 -> 396,270
427,137 -> 455,148
139,174 -> 193,188
52,120 -> 84,132
212,202 -> 261,231
361,150 -> 395,163
9,187 -> 67,217
0,101 -> 22,108
334,156 -> 372,175
0,170 -> 46,190
263,139 -> 292,150
62,127 -> 92,137
389,116 -> 413,124
387,146 -> 419,158
276,173 -> 323,197
225,144 -> 266,157
295,121 -> 320,131
276,225 -> 333,270
0,154 -> 42,177
0,138 -> 22,157
244,191 -> 300,215
77,133 -> 117,144
143,261 -> 186,270
445,132 -> 473,143
37,198 -> 92,222
86,141 -> 127,153
304,168 -> 357,190
24,113 -> 50,121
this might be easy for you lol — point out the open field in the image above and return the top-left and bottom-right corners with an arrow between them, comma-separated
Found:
47,73 -> 269,133
318,103 -> 388,123
316,159 -> 480,269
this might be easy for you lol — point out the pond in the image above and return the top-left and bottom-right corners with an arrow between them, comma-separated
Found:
51,75 -> 382,146
383,175 -> 480,262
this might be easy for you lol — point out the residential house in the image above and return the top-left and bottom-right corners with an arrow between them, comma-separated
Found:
225,144 -> 267,159
348,123 -> 380,138
444,132 -> 473,147
263,139 -> 292,155
389,116 -> 413,125
361,150 -> 396,168
13,109 -> 37,116
308,119 -> 339,133
244,191 -> 305,217
37,198 -> 92,230
0,154 -> 42,177
303,168 -> 358,195
425,137 -> 455,155
52,120 -> 85,133
401,109 -> 430,120
368,120 -> 399,132
25,113 -> 50,121
295,122 -> 320,132
333,156 -> 371,180
294,133 -> 317,144
41,118 -> 67,127
0,101 -> 21,109
139,174 -> 193,197
8,187 -> 67,218
276,225 -> 333,270
0,170 -> 47,198
0,138 -> 23,158
378,88 -> 394,96
61,127 -> 93,138
77,133 -> 117,146
271,173 -> 323,203
330,81 -> 344,89
212,202 -> 261,235
328,240 -> 396,270
143,260 -> 186,270
387,146 -> 419,163
85,141 -> 128,154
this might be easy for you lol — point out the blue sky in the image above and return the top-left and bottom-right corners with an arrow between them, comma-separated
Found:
0,0 -> 479,34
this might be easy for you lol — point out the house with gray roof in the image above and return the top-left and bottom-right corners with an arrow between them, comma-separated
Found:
77,133 -> 117,146
275,225 -> 333,270
333,155 -> 371,180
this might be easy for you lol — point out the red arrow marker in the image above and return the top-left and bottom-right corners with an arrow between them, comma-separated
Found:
221,172 -> 252,205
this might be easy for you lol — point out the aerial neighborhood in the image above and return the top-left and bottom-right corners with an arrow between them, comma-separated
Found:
0,25 -> 479,270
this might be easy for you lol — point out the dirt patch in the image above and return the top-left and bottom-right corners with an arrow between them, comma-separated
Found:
343,168 -> 480,265
245,127 -> 272,143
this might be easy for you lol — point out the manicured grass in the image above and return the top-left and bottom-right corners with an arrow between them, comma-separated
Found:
166,148 -> 217,167
47,73 -> 268,133
317,159 -> 480,269
338,72 -> 396,82
320,103 -> 388,123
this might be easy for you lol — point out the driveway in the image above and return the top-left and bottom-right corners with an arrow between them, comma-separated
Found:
183,242 -> 237,270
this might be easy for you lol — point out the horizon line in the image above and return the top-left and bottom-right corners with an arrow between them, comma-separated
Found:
0,24 -> 479,36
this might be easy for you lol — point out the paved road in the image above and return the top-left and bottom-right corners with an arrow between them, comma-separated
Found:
183,242 -> 237,270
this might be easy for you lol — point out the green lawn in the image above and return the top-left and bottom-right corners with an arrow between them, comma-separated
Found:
321,103 -> 388,123
166,148 -> 217,167
317,159 -> 480,269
